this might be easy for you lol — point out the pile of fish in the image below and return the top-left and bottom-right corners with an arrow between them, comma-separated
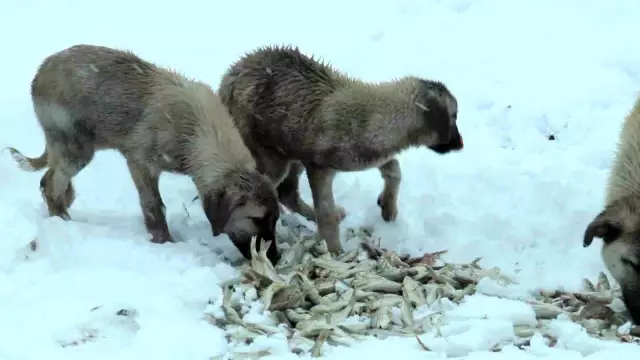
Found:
522,272 -> 640,344
204,220 -> 640,358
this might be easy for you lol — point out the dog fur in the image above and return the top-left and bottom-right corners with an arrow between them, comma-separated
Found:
6,44 -> 280,263
217,45 -> 463,253
584,94 -> 640,324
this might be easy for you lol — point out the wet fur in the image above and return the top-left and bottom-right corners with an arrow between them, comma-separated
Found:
584,95 -> 640,324
217,45 -> 463,253
6,44 -> 280,263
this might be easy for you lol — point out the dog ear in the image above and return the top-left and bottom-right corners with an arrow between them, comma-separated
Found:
584,210 -> 622,247
203,190 -> 235,236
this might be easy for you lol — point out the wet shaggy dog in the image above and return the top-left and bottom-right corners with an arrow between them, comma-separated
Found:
584,94 -> 640,324
6,44 -> 281,263
217,45 -> 463,254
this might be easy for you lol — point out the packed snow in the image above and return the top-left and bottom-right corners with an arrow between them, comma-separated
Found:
1,0 -> 640,358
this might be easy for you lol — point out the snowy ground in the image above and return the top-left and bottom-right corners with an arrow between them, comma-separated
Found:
1,0 -> 640,358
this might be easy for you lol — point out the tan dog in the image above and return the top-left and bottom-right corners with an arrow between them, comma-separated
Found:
584,94 -> 640,324
7,44 -> 280,263
217,45 -> 463,254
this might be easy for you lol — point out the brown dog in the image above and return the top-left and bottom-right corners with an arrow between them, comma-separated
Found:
6,44 -> 280,263
584,94 -> 640,324
217,45 -> 463,254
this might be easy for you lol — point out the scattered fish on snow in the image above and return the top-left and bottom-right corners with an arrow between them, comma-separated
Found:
204,219 -> 640,357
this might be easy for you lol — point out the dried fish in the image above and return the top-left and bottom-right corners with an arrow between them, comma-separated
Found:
369,294 -> 404,310
205,222 -> 636,356
291,272 -> 325,305
402,276 -> 427,307
311,329 -> 332,357
370,306 -> 392,329
336,249 -> 359,263
310,291 -> 354,315
351,276 -> 403,293
572,292 -> 614,304
285,308 -> 312,324
339,322 -> 369,334
597,272 -> 611,292
259,281 -> 286,310
354,289 -> 379,300
221,286 -> 244,326
312,257 -> 353,273
575,302 -> 615,321
399,298 -> 415,327
249,237 -> 285,284
424,284 -> 444,306
269,283 -> 306,311
313,279 -> 336,296
579,318 -> 610,334
406,249 -> 448,267
583,278 -> 597,292
329,291 -> 357,325
224,325 -> 264,343
530,302 -> 566,320
379,268 -> 417,282
513,325 -> 535,338
296,319 -> 335,337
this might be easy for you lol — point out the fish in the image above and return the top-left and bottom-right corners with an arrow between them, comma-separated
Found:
351,275 -> 403,293
402,276 -> 427,307
206,223 -> 637,356
311,329 -> 332,357
248,236 -> 285,284
370,306 -> 392,329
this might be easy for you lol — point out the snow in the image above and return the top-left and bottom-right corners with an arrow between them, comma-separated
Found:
1,0 -> 640,358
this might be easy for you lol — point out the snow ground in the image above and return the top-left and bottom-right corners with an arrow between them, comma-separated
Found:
1,0 -> 640,358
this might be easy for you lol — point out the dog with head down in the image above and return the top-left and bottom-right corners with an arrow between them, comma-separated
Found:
217,45 -> 464,255
6,44 -> 281,264
584,94 -> 640,324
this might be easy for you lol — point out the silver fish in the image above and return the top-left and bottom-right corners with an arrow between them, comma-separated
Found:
424,284 -> 444,306
351,276 -> 402,293
399,297 -> 415,327
329,291 -> 358,325
402,276 -> 427,307
311,329 -> 332,357
583,278 -> 597,292
312,257 -> 354,272
268,283 -> 306,311
292,271 -> 326,305
296,319 -> 335,337
338,322 -> 369,334
379,268 -> 418,282
530,302 -> 566,320
259,281 -> 286,310
596,272 -> 611,292
285,308 -> 312,323
370,306 -> 392,329
368,294 -> 404,310
310,290 -> 354,315
249,236 -> 285,284
337,250 -> 359,263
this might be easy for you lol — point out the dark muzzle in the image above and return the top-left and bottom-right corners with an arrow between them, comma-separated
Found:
429,132 -> 463,154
